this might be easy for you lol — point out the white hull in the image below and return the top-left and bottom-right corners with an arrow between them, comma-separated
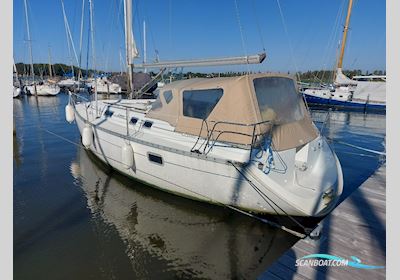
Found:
58,78 -> 77,87
88,79 -> 122,94
26,84 -> 60,96
304,69 -> 386,106
13,87 -> 21,98
72,100 -> 343,217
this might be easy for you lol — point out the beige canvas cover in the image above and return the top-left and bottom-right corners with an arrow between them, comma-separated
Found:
147,73 -> 318,151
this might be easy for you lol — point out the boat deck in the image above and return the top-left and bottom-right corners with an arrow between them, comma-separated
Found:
261,164 -> 386,280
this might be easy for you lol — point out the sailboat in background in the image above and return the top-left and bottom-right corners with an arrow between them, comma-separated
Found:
303,0 -> 386,111
13,60 -> 22,98
23,0 -> 60,96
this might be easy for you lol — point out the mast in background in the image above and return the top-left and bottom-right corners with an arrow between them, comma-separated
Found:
61,0 -> 79,80
48,46 -> 53,78
23,0 -> 36,95
143,20 -> 147,73
337,0 -> 354,70
78,0 -> 85,81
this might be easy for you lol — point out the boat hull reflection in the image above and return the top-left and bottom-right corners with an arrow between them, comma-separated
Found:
71,146 -> 298,279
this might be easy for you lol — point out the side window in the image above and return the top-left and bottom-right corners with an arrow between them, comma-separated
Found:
182,88 -> 223,119
163,90 -> 173,104
148,153 -> 163,165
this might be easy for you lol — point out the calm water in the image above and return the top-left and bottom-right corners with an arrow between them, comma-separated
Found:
13,94 -> 385,279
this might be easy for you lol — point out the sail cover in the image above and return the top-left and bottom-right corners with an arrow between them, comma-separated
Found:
124,0 -> 139,63
335,68 -> 357,85
352,81 -> 386,103
147,73 -> 318,151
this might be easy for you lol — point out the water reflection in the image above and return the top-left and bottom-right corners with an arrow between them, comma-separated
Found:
71,146 -> 298,279
311,110 -> 385,201
13,98 -> 24,169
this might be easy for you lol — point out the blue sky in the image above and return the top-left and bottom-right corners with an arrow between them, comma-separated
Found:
13,0 -> 386,73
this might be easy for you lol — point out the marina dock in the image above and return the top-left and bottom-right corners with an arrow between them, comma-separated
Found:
262,164 -> 386,280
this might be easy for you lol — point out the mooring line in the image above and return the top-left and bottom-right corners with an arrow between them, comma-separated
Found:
328,137 -> 386,156
38,119 -> 311,238
41,128 -> 82,148
226,205 -> 306,239
229,161 -> 311,239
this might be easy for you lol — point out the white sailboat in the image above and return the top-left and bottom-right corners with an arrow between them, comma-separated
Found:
25,82 -> 61,96
303,0 -> 386,111
13,60 -> 22,98
87,76 -> 122,94
66,0 -> 343,218
13,87 -> 21,98
23,0 -> 60,96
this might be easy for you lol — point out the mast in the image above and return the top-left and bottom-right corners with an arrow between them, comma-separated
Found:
89,0 -> 98,116
23,0 -> 36,95
89,0 -> 96,73
143,20 -> 147,73
13,59 -> 22,88
337,0 -> 353,70
48,46 -> 53,78
78,0 -> 85,81
61,0 -> 79,80
119,48 -> 124,75
124,0 -> 139,98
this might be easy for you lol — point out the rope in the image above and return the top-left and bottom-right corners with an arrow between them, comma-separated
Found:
41,128 -> 82,148
328,138 -> 386,156
225,205 -> 306,239
229,161 -> 310,237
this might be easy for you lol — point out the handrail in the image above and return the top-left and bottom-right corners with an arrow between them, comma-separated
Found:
71,91 -> 274,163
191,119 -> 274,160
70,91 -> 154,114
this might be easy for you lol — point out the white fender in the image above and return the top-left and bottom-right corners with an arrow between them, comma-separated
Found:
82,124 -> 93,148
65,104 -> 75,123
121,142 -> 134,169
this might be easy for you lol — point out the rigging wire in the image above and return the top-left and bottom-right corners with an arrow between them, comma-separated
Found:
168,0 -> 172,53
251,0 -> 266,52
234,0 -> 250,74
320,0 -> 346,83
103,0 -> 117,71
275,0 -> 300,81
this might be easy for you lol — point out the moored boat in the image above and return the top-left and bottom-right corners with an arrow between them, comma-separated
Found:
68,73 -> 343,217
303,0 -> 386,111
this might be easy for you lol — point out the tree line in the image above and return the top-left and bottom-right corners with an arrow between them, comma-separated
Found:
15,63 -> 385,83
14,63 -> 96,78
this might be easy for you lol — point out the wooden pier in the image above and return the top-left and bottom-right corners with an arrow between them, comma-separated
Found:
261,164 -> 386,280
